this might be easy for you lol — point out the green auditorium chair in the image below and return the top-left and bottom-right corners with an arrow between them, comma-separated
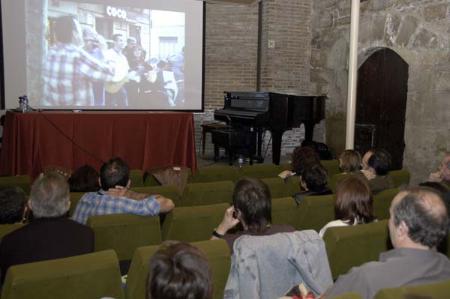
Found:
129,169 -> 145,187
295,194 -> 336,231
329,293 -> 363,299
323,220 -> 390,280
388,169 -> 410,188
374,279 -> 450,299
328,173 -> 351,194
187,165 -> 239,183
0,175 -> 31,194
373,188 -> 399,220
126,239 -> 230,299
87,214 -> 161,263
69,192 -> 86,216
239,163 -> 287,179
272,197 -> 302,229
161,203 -> 229,242
262,177 -> 299,199
180,180 -> 234,206
0,223 -> 23,240
321,160 -> 341,177
132,185 -> 181,206
1,250 -> 124,299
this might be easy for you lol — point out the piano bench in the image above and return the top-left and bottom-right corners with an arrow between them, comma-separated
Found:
201,122 -> 228,157
211,128 -> 256,166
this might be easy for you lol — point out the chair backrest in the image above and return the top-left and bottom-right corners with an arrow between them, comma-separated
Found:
129,169 -> 145,187
69,192 -> 86,216
272,197 -> 301,229
0,175 -> 31,194
321,160 -> 341,177
1,250 -> 124,299
0,223 -> 23,240
388,169 -> 410,188
132,185 -> 181,205
126,239 -> 230,299
296,194 -> 336,231
239,163 -> 287,179
180,181 -> 234,206
373,188 -> 399,220
373,279 -> 450,299
328,173 -> 350,193
87,214 -> 161,261
262,177 -> 299,199
323,220 -> 390,280
188,165 -> 239,183
161,203 -> 229,242
329,293 -> 363,299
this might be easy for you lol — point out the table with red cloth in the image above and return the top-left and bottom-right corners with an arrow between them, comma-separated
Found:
0,111 -> 197,177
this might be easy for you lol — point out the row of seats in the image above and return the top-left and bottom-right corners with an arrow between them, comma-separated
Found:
2,231 -> 449,299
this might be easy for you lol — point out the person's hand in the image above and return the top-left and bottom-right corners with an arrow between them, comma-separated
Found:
279,170 -> 294,179
106,185 -> 128,197
428,170 -> 442,182
361,169 -> 376,180
216,206 -> 240,235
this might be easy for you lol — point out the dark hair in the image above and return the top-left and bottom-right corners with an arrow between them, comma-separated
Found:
112,33 -> 124,41
147,242 -> 212,299
418,182 -> 449,195
68,165 -> 100,192
99,157 -> 129,190
54,15 -> 77,44
301,164 -> 328,192
335,175 -> 374,224
393,187 -> 448,248
368,149 -> 392,176
0,187 -> 27,224
291,146 -> 320,175
232,178 -> 272,232
339,150 -> 361,173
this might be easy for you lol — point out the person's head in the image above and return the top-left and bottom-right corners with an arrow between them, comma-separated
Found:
300,164 -> 328,192
68,165 -> 100,192
361,149 -> 374,171
335,175 -> 374,224
389,187 -> 448,249
0,187 -> 27,224
82,27 -> 99,50
368,149 -> 392,176
112,34 -> 126,51
29,172 -> 70,218
232,178 -> 272,232
147,241 -> 212,299
99,157 -> 130,190
291,146 -> 320,175
127,37 -> 137,47
438,152 -> 450,182
339,150 -> 361,173
54,15 -> 83,46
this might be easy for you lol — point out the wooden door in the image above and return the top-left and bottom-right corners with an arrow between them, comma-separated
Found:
355,48 -> 408,170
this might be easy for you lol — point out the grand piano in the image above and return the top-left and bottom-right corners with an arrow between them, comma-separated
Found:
214,91 -> 326,165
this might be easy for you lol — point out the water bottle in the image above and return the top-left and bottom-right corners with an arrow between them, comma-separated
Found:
238,156 -> 244,168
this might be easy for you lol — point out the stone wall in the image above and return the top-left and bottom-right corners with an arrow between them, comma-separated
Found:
311,0 -> 450,183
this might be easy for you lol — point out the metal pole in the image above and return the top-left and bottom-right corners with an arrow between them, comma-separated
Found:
345,0 -> 360,149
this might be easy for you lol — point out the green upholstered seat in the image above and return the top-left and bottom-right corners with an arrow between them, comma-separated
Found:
262,177 -> 299,199
131,185 -> 181,205
0,175 -> 31,194
239,163 -> 287,179
180,181 -> 234,206
374,279 -> 450,299
328,173 -> 351,194
388,169 -> 410,188
126,239 -> 230,299
321,160 -> 341,177
129,169 -> 145,187
0,223 -> 23,240
188,165 -> 239,183
373,188 -> 399,220
272,197 -> 301,229
161,203 -> 229,242
323,220 -> 390,280
69,192 -> 86,216
296,194 -> 336,231
329,293 -> 363,299
87,214 -> 161,262
1,250 -> 124,299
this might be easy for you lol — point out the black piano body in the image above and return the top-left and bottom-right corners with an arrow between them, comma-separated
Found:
214,91 -> 326,165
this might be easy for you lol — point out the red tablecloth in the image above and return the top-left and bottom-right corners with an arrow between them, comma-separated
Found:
0,111 -> 197,177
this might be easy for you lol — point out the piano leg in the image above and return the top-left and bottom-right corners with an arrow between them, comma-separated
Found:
271,130 -> 284,165
304,120 -> 315,142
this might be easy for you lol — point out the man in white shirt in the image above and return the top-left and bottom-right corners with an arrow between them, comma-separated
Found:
104,34 -> 129,107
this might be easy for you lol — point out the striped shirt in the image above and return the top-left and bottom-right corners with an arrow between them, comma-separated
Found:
71,190 -> 160,225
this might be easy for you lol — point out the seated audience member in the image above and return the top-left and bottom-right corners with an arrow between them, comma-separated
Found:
319,176 -> 374,237
429,152 -> 450,188
323,187 -> 450,299
0,173 -> 94,283
0,187 -> 28,224
68,164 -> 100,192
279,145 -> 321,179
211,178 -> 295,251
72,157 -> 174,224
363,149 -> 394,194
339,150 -> 362,174
297,164 -> 331,196
147,242 -> 212,299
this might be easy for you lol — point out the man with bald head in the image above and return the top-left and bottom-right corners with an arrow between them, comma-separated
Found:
324,187 -> 450,299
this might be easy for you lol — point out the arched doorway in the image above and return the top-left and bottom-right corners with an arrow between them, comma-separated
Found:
355,48 -> 408,170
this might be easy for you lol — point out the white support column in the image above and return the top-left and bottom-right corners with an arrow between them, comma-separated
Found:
345,0 -> 361,149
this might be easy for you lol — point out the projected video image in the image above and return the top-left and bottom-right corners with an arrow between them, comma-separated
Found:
38,1 -> 186,109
